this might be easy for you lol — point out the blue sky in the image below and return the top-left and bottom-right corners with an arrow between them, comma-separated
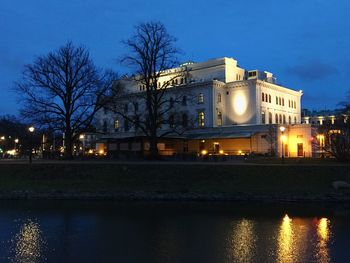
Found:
1,0 -> 350,115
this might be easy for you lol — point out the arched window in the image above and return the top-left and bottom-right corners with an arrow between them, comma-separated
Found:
217,111 -> 222,126
283,115 -> 286,124
262,92 -> 265,102
261,111 -> 266,124
288,116 -> 291,124
269,112 -> 272,124
275,114 -> 278,124
217,93 -> 221,103
294,116 -> 297,124
269,95 -> 271,103
279,114 -> 282,124
182,114 -> 188,127
265,93 -> 268,102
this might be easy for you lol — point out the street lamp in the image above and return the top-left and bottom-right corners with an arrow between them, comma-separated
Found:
28,126 -> 35,164
280,126 -> 285,163
14,139 -> 19,152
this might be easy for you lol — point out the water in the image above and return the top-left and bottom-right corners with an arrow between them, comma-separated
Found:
0,201 -> 349,263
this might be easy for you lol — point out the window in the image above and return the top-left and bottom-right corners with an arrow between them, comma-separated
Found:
279,97 -> 282,105
169,115 -> 174,128
175,79 -> 178,85
279,114 -> 282,124
182,113 -> 188,128
182,96 -> 187,106
124,118 -> 129,131
269,112 -> 272,124
282,98 -> 285,106
262,92 -> 265,102
248,71 -> 257,77
114,119 -> 119,131
265,93 -> 268,102
103,120 -> 107,133
261,111 -> 266,124
198,111 -> 205,127
283,115 -> 286,124
180,78 -> 184,84
276,96 -> 278,104
275,114 -> 278,124
198,93 -> 204,104
217,93 -> 221,103
217,111 -> 222,126
169,97 -> 174,108
294,116 -> 297,124
288,100 -> 291,108
288,116 -> 291,124
269,95 -> 271,103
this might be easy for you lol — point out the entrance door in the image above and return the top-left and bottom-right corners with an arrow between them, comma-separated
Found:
297,143 -> 303,157
214,143 -> 220,154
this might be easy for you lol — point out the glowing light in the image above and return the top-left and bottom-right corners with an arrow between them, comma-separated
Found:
28,126 -> 35,133
0,136 -> 5,140
280,126 -> 286,132
79,134 -> 85,140
88,149 -> 94,154
201,149 -> 208,155
317,218 -> 329,241
219,150 -> 224,154
238,150 -> 242,155
14,138 -> 19,143
99,149 -> 104,155
281,135 -> 287,143
233,93 -> 248,115
6,149 -> 16,156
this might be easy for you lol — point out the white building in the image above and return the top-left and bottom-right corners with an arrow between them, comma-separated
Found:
96,57 -> 312,158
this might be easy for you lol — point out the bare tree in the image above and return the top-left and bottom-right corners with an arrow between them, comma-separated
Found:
116,21 -> 192,158
16,42 -> 116,159
264,124 -> 277,156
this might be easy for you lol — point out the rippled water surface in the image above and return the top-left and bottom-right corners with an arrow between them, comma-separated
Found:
0,201 -> 349,262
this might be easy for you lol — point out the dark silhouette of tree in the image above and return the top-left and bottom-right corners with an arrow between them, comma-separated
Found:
16,42 -> 116,159
264,124 -> 277,156
117,21 -> 192,159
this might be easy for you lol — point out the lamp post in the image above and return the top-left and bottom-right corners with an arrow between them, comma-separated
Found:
280,126 -> 285,164
28,126 -> 35,164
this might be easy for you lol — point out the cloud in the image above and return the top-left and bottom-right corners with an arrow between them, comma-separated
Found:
286,60 -> 338,81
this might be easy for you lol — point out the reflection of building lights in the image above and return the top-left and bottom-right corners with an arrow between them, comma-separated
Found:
13,220 -> 44,263
233,93 -> 248,115
201,149 -> 208,155
317,218 -> 329,241
316,218 -> 331,263
230,219 -> 256,263
277,214 -> 293,263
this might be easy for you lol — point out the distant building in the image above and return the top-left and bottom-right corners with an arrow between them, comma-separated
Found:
96,57 -> 312,158
302,108 -> 348,126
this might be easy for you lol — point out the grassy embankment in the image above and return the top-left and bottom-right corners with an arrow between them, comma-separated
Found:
0,162 -> 349,201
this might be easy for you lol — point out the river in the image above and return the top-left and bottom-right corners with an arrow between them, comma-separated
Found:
0,201 -> 349,262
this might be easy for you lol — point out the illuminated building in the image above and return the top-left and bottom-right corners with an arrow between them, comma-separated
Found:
96,57 -> 313,157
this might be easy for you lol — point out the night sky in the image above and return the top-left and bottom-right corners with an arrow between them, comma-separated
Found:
1,0 -> 350,115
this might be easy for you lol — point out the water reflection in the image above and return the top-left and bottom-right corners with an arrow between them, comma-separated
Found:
316,218 -> 331,263
228,219 -> 256,263
10,219 -> 45,263
277,214 -> 294,263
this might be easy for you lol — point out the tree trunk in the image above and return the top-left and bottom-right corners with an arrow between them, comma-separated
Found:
149,135 -> 159,160
64,129 -> 73,159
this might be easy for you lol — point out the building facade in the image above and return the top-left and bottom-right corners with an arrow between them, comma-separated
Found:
96,57 -> 312,158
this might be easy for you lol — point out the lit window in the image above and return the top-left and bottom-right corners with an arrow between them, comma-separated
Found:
198,111 -> 205,127
217,111 -> 222,126
198,93 -> 204,104
114,119 -> 119,131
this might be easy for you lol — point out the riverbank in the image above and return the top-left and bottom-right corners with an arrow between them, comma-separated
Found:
0,162 -> 349,202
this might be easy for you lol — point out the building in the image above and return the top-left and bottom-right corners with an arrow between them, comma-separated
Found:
96,57 -> 312,158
